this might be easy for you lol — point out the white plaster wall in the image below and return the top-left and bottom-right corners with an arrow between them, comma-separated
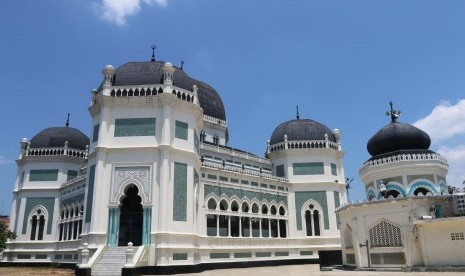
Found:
417,219 -> 465,266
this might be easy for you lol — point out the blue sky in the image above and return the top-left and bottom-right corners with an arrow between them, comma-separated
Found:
1,0 -> 465,214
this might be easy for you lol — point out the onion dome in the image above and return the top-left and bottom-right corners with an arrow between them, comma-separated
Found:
367,102 -> 431,156
98,61 -> 226,121
270,117 -> 336,145
30,127 -> 90,150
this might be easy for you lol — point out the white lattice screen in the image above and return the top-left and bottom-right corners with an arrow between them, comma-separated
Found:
369,220 -> 403,247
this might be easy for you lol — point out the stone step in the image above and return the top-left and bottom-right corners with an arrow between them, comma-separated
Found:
91,246 -> 138,276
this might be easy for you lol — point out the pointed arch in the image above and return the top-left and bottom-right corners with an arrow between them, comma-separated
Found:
369,219 -> 403,247
300,199 -> 323,237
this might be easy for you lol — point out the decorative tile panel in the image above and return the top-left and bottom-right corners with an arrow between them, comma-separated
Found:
293,162 -> 324,175
85,165 -> 96,223
29,169 -> 58,182
111,166 -> 152,205
173,162 -> 187,221
295,191 -> 328,230
114,118 -> 155,137
22,197 -> 55,235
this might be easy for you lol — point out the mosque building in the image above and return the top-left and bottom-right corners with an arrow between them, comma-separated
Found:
337,103 -> 465,269
3,51 -> 348,275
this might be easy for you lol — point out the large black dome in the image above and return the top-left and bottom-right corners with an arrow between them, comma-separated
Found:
30,127 -> 90,150
367,122 -> 431,156
270,119 -> 336,145
101,61 -> 226,121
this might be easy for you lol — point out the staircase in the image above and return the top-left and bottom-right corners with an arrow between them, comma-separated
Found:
92,247 -> 127,276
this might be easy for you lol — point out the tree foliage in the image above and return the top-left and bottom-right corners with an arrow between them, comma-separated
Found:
0,221 -> 16,252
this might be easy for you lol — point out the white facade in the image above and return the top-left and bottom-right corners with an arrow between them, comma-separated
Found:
3,59 -> 347,272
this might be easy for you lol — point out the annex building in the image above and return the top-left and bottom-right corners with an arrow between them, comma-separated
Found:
337,104 -> 465,269
3,52 -> 348,275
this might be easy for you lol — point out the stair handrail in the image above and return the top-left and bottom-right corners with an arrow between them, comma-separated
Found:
87,245 -> 106,268
132,245 -> 149,267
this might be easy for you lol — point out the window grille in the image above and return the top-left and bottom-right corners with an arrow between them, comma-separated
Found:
369,220 -> 403,247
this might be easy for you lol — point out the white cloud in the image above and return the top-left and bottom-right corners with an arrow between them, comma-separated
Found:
94,0 -> 167,26
414,99 -> 465,188
413,99 -> 465,142
0,155 -> 14,165
436,145 -> 465,188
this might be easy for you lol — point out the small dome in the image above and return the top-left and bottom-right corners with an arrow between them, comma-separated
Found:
30,127 -> 90,150
99,61 -> 227,121
367,121 -> 431,156
270,119 -> 336,145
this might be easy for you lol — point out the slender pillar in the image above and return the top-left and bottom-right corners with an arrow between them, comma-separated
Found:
142,207 -> 152,245
107,207 -> 119,246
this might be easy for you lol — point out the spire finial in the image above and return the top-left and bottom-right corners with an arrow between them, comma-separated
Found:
66,113 -> 70,127
180,60 -> 184,70
151,45 -> 156,62
386,101 -> 401,123
296,105 -> 300,120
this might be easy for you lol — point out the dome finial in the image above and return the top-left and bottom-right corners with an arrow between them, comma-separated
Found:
151,44 -> 156,62
386,101 -> 401,123
66,113 -> 70,127
296,105 -> 300,120
180,60 -> 185,70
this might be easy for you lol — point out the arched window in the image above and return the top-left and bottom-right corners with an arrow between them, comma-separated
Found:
219,199 -> 228,211
207,198 -> 217,210
29,208 -> 46,241
241,202 -> 249,213
231,201 -> 239,212
30,215 -> 37,240
304,203 -> 321,237
251,203 -> 259,213
369,220 -> 403,247
58,204 -> 84,241
261,204 -> 268,215
270,205 -> 277,215
38,215 -> 45,240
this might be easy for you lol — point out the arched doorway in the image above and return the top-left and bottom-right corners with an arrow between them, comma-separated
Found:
118,185 -> 143,246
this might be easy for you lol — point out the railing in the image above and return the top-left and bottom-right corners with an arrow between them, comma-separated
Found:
201,143 -> 271,165
269,139 -> 339,153
133,246 -> 149,267
203,114 -> 227,127
62,175 -> 86,188
360,152 -> 448,174
25,147 -> 88,159
202,160 -> 288,182
109,85 -> 197,105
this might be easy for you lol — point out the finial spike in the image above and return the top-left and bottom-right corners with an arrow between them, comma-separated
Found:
180,60 -> 184,70
386,101 -> 401,123
66,113 -> 70,127
296,105 -> 300,120
151,45 -> 156,62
